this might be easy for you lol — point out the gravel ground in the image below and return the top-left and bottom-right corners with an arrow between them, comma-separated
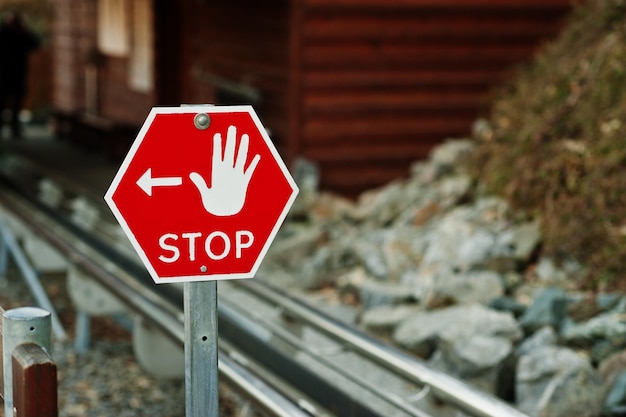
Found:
0,266 -> 240,417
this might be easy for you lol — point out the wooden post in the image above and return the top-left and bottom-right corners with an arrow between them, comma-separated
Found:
12,343 -> 58,417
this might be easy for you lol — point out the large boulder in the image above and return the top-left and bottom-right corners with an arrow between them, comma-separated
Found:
392,304 -> 522,358
516,345 -> 605,417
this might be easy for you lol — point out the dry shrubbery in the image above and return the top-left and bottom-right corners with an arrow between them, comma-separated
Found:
469,0 -> 626,290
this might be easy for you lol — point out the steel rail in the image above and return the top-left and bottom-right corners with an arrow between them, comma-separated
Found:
0,190 -> 312,417
0,156 -> 387,416
238,279 -> 531,417
219,294 -> 432,417
0,152 -> 529,417
0,153 -> 416,416
217,292 -> 409,417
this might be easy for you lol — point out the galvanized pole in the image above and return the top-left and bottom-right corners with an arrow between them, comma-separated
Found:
181,104 -> 219,416
2,307 -> 52,417
184,281 -> 219,417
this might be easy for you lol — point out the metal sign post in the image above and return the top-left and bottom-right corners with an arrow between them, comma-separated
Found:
184,281 -> 219,417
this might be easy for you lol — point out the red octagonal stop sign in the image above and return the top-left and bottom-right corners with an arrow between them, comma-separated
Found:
105,105 -> 299,283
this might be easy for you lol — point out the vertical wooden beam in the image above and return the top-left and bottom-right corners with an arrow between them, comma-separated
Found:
154,0 -> 183,106
287,0 -> 305,168
12,343 -> 58,417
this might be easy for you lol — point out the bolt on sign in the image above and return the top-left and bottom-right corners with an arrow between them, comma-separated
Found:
105,105 -> 299,283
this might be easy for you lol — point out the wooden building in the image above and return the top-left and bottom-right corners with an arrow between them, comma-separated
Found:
51,0 -> 572,196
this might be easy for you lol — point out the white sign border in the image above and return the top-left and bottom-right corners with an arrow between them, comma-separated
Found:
104,105 -> 299,284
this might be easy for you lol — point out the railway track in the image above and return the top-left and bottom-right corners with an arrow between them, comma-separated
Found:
0,149 -> 530,417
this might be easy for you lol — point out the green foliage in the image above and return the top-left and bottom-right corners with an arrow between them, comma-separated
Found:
469,0 -> 626,290
0,0 -> 52,39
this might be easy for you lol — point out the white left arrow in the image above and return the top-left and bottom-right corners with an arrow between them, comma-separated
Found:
137,168 -> 183,196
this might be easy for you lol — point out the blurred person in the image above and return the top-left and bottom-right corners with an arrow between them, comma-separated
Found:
0,11 -> 40,139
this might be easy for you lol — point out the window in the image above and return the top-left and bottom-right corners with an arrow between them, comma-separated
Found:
97,0 -> 129,57
129,0 -> 153,92
97,0 -> 153,93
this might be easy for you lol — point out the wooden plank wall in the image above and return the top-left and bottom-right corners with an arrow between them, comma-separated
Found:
180,0 -> 291,156
95,0 -> 154,126
98,55 -> 155,125
294,0 -> 572,196
52,0 -> 154,126
51,0 -> 93,113
25,48 -> 52,120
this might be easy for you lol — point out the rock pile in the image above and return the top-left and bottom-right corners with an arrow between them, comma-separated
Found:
259,135 -> 626,417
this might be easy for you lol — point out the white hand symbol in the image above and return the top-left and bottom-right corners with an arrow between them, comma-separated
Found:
190,125 -> 261,216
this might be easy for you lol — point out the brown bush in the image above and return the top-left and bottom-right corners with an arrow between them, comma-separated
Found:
468,0 -> 626,290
